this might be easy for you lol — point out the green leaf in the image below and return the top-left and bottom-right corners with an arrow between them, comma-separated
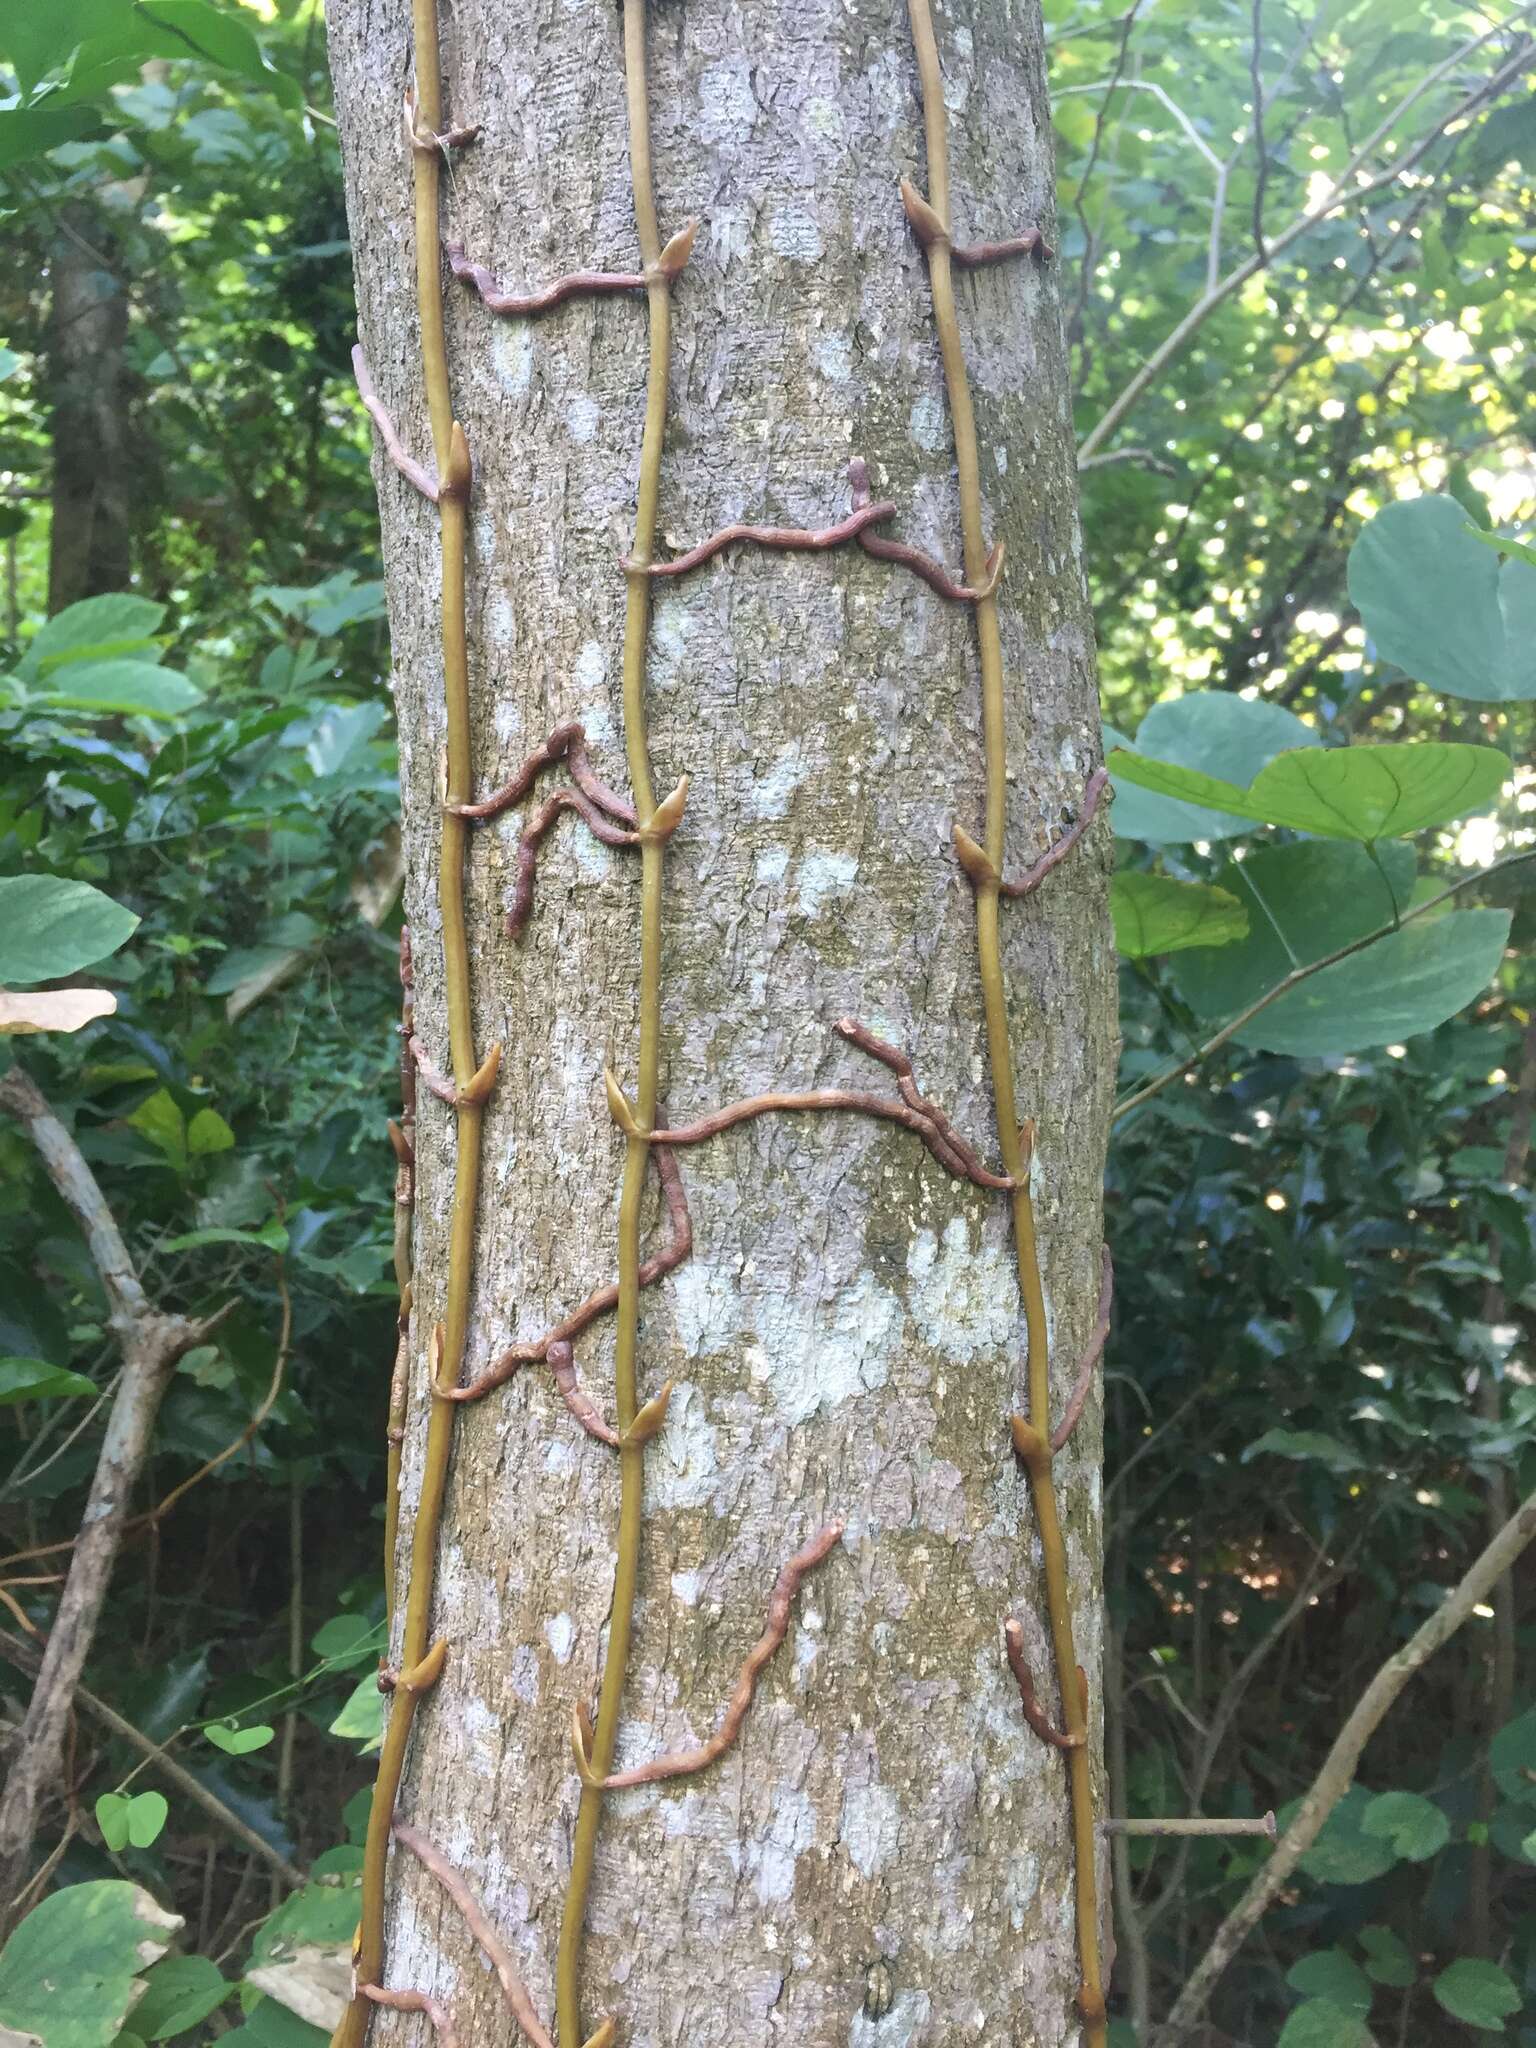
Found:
1109,742 -> 1507,842
0,0 -> 127,92
1290,1785 -> 1398,1884
1347,494 -> 1536,701
95,1794 -> 131,1853
1358,1926 -> 1415,1989
129,1954 -> 229,2039
1287,1949 -> 1374,2015
0,1357 -> 98,1404
1246,1429 -> 1364,1473
161,1223 -> 289,1253
0,875 -> 139,985
23,595 -> 167,677
1521,1827 -> 1536,1864
1277,2002 -> 1374,2048
310,1613 -> 383,1667
186,1108 -> 235,1157
1242,744 -> 1507,841
1168,841 -> 1509,1056
1361,1789 -> 1449,1862
132,2 -> 302,106
124,1792 -> 168,1850
1432,1958 -> 1521,2031
126,1091 -> 189,1172
1110,872 -> 1248,957
204,1722 -> 275,1757
0,348 -> 21,383
40,660 -> 203,718
0,103 -> 101,171
1105,691 -> 1320,843
327,1676 -> 386,1750
0,1881 -> 182,2048
1466,526 -> 1536,572
1490,1706 -> 1536,1806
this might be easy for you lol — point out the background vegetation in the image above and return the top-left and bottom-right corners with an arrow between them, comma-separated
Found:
0,2 -> 1533,2043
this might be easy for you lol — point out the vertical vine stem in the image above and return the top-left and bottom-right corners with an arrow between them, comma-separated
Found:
333,4 -> 494,2042
554,3 -> 675,2042
903,2 -> 1107,2037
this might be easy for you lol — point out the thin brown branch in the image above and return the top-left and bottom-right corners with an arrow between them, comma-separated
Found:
1052,1245 -> 1113,1454
352,344 -> 439,503
446,218 -> 697,316
1104,1814 -> 1276,1838
392,1820 -> 555,2048
576,1523 -> 842,1788
628,498 -> 898,580
1005,1619 -> 1085,1750
848,457 -> 1005,601
449,1145 -> 692,1404
1161,1493 -> 1536,2042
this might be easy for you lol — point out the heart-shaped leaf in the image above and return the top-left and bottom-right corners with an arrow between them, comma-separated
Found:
125,1791 -> 168,1849
0,875 -> 138,986
1105,691 -> 1318,843
1432,1957 -> 1520,2031
1348,492 -> 1536,700
95,1793 -> 131,1853
203,1722 -> 275,1757
1110,873 -> 1248,957
1361,1790 -> 1449,1863
130,1953 -> 229,2039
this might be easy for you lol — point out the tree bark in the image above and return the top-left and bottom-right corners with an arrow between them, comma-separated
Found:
46,208 -> 133,614
327,3 -> 1114,2043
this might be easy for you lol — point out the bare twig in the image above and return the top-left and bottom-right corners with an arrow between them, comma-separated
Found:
1104,1814 -> 1276,1839
0,1068 -> 228,1922
1159,1492 -> 1536,2042
574,1524 -> 842,1788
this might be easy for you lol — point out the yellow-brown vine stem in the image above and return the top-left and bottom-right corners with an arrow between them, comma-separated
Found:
903,1 -> 1106,2037
334,6 -> 492,2045
555,3 -> 675,2042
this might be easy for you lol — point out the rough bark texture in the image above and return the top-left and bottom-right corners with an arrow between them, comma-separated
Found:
47,209 -> 132,614
327,3 -> 1114,2042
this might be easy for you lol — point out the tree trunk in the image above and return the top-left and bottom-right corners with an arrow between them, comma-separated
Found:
47,208 -> 132,613
326,3 -> 1115,2043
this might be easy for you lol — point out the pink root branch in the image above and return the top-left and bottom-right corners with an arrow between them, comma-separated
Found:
450,720 -> 636,827
1050,1245 -> 1112,1454
630,498 -> 898,579
583,1523 -> 843,1788
634,1017 -> 1013,1191
847,458 -> 1004,602
956,767 -> 1111,898
1004,1619 -> 1085,1751
447,1146 -> 691,1404
547,1339 -> 621,1447
407,1038 -> 501,1110
508,788 -> 640,942
446,218 -> 697,316
361,1985 -> 460,2048
954,229 -> 1054,267
391,1822 -> 555,2048
353,345 -> 440,503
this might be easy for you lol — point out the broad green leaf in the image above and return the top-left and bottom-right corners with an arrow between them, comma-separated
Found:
41,660 -> 203,718
1169,841 -> 1509,1055
186,1108 -> 235,1157
0,347 -> 20,382
0,875 -> 139,985
1347,494 -> 1536,701
1361,1790 -> 1449,1862
1109,743 -> 1507,842
1289,1785 -> 1398,1885
133,2 -> 302,107
1287,1950 -> 1373,2015
95,1793 -> 132,1852
0,1357 -> 97,1404
328,1676 -> 386,1750
0,103 -> 100,171
126,1791 -> 168,1849
1110,872 -> 1248,957
161,1224 -> 289,1254
129,1954 -> 229,2040
1358,1926 -> 1415,1989
1277,2002 -> 1374,2048
1171,840 -> 1409,1023
0,0 -> 127,92
1432,1958 -> 1520,2031
1106,691 -> 1319,843
23,595 -> 167,678
127,1091 -> 189,1172
1490,1706 -> 1536,1806
310,1613 -> 383,1667
204,1722 -> 275,1757
1246,1429 -> 1363,1472
1223,912 -> 1511,1058
0,1881 -> 181,2048
1243,744 -> 1507,841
